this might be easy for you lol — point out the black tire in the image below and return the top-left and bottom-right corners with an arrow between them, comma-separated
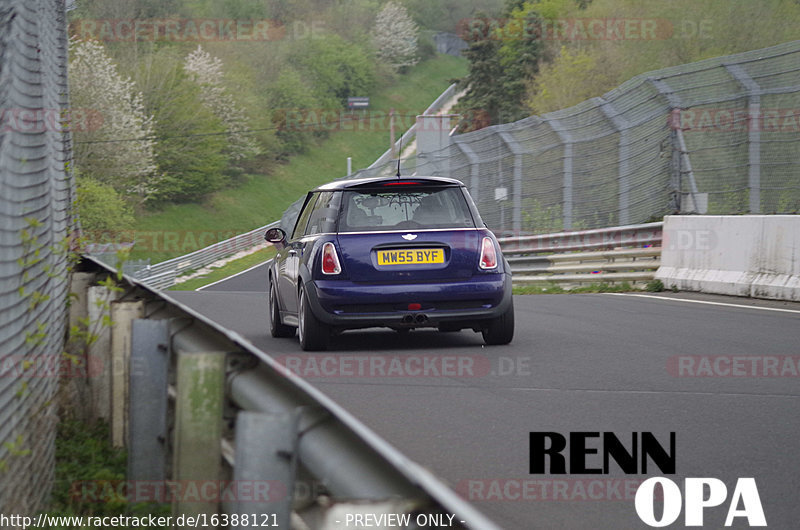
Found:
482,302 -> 514,345
269,280 -> 295,338
298,284 -> 329,351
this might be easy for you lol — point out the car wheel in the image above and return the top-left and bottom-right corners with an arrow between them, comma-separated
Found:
482,303 -> 514,345
269,280 -> 295,338
298,284 -> 329,351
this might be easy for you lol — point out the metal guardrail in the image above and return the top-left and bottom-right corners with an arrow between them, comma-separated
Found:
499,222 -> 663,286
125,221 -> 279,290
75,255 -> 501,530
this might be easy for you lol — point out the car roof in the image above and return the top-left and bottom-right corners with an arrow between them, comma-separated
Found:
313,175 -> 465,191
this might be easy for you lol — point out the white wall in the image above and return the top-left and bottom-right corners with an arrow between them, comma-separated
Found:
656,215 -> 800,301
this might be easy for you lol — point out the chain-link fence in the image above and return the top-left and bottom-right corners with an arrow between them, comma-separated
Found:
0,0 -> 74,515
359,40 -> 800,235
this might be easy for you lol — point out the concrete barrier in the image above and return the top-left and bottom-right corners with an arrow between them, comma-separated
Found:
656,215 -> 800,301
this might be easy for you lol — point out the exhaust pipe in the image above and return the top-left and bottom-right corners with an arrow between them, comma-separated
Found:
414,314 -> 428,324
402,314 -> 414,324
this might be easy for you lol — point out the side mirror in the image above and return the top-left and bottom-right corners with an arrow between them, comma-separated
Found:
264,227 -> 287,249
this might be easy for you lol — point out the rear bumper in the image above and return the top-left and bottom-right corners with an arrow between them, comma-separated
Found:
304,273 -> 513,329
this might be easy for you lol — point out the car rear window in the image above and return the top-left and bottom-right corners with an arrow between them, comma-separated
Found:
339,187 -> 476,232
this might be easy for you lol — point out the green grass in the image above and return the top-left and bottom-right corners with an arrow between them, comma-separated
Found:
513,281 -> 643,295
132,55 -> 467,262
43,419 -> 170,527
169,246 -> 276,291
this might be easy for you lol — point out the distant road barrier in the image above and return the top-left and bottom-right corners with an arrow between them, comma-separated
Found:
127,221 -> 278,290
498,222 -> 663,287
656,215 -> 800,301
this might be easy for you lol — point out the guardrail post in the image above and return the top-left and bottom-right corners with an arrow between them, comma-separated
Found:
229,367 -> 423,500
110,300 -> 145,448
68,272 -> 95,331
173,348 -> 226,521
87,285 -> 118,420
128,319 -> 170,483
231,411 -> 298,529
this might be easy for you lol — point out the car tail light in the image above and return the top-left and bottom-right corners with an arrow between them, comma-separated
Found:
479,237 -> 497,269
321,242 -> 341,275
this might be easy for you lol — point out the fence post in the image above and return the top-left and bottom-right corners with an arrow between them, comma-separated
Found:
548,118 -> 573,230
110,300 -> 145,448
453,141 -> 481,204
725,63 -> 762,213
596,97 -> 632,225
172,349 -> 226,521
649,78 -> 702,213
498,131 -> 524,235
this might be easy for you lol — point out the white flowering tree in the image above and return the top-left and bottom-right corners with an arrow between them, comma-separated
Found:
69,38 -> 159,202
184,46 -> 258,161
373,2 -> 419,72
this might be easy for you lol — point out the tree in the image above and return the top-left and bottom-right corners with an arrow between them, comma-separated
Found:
457,31 -> 504,131
496,1 -> 544,120
268,68 -> 322,158
456,1 -> 544,130
75,175 -> 134,232
184,45 -> 259,163
69,38 -> 159,202
290,34 -> 377,108
135,47 -> 230,202
373,1 -> 419,72
526,46 -> 615,115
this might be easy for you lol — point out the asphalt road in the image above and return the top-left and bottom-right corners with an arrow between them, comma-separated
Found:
173,269 -> 800,529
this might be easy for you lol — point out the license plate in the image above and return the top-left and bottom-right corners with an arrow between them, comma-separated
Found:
376,248 -> 445,266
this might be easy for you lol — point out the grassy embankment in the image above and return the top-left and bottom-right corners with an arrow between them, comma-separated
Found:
134,54 -> 466,263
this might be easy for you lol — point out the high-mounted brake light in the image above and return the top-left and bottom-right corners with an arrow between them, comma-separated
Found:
321,242 -> 341,275
479,237 -> 498,269
383,181 -> 421,186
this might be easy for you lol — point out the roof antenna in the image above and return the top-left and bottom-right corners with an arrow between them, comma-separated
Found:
396,136 -> 402,178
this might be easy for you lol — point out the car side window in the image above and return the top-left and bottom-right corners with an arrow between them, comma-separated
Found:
305,191 -> 340,236
291,193 -> 318,240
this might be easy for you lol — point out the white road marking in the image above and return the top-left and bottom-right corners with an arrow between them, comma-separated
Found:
196,260 -> 271,291
605,293 -> 800,315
